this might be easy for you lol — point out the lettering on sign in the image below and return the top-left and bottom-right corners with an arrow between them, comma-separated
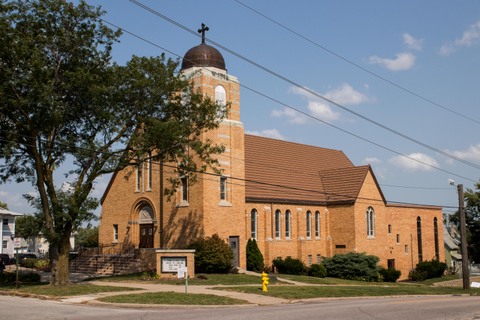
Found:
161,256 -> 187,273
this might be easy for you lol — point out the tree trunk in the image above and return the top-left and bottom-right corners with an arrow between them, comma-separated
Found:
50,235 -> 71,285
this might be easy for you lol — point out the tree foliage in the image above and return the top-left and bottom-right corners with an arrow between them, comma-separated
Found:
0,201 -> 8,210
14,215 -> 42,240
322,252 -> 380,281
74,226 -> 98,248
449,180 -> 480,263
189,234 -> 233,274
246,238 -> 264,272
0,0 -> 225,285
272,256 -> 307,275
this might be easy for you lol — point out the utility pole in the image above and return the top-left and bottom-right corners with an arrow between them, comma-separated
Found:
458,184 -> 470,290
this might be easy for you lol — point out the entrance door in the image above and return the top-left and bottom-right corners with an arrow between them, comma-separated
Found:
139,224 -> 154,248
229,236 -> 240,268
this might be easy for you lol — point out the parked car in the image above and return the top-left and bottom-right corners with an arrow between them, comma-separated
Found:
14,253 -> 38,262
0,253 -> 12,265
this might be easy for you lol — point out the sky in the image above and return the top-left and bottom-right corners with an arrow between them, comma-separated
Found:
2,0 -> 480,216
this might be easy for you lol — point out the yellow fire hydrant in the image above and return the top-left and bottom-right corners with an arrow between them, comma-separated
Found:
261,272 -> 269,292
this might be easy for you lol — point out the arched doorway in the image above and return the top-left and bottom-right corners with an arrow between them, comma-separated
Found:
139,205 -> 154,248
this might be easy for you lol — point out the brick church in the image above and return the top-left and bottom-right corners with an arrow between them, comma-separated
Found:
99,30 -> 444,279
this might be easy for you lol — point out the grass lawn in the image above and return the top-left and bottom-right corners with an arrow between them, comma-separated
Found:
217,285 -> 474,299
0,283 -> 141,297
98,291 -> 250,305
93,272 -> 264,286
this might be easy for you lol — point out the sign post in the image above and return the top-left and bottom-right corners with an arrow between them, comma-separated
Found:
13,237 -> 21,289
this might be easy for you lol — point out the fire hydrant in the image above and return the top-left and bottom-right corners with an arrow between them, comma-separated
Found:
261,272 -> 269,292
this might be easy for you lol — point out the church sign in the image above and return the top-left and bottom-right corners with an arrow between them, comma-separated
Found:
161,256 -> 187,273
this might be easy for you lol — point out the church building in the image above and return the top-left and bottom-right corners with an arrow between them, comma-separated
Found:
99,28 -> 444,280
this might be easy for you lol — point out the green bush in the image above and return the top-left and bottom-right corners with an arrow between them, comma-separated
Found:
272,256 -> 306,275
0,272 -> 41,284
188,234 -> 233,274
379,267 -> 401,282
409,259 -> 447,281
323,252 -> 380,281
308,264 -> 327,278
246,239 -> 264,272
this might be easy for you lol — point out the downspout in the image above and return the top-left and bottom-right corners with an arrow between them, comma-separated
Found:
159,160 -> 164,248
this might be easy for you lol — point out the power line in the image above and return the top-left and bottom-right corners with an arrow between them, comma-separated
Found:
127,0 -> 480,173
96,17 -> 477,184
233,0 -> 480,126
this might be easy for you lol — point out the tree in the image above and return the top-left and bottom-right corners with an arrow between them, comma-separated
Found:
0,201 -> 8,210
74,226 -> 98,249
0,0 -> 226,285
14,215 -> 42,240
246,238 -> 264,272
450,180 -> 480,263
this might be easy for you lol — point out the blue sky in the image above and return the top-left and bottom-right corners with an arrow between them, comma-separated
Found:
2,0 -> 480,215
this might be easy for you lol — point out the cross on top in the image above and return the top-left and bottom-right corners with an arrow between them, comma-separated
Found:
198,23 -> 209,44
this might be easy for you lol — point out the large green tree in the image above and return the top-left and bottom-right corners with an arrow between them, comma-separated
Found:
0,0 -> 225,285
450,181 -> 480,264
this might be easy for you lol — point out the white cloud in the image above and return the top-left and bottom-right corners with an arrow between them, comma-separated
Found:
389,153 -> 439,171
271,107 -> 309,124
403,33 -> 423,51
274,84 -> 369,123
363,157 -> 382,165
440,20 -> 480,56
368,52 -> 416,71
246,129 -> 286,140
445,144 -> 480,163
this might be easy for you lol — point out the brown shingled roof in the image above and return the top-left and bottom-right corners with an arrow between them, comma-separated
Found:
244,134 -> 356,205
319,166 -> 370,204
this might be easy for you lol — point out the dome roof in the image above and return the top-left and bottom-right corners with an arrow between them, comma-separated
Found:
180,43 -> 226,71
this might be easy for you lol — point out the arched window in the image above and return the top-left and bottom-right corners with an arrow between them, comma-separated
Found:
315,211 -> 320,238
215,85 -> 226,106
366,207 -> 375,237
417,217 -> 423,262
250,209 -> 257,239
275,210 -> 281,239
434,217 -> 439,260
306,211 -> 312,238
285,210 -> 291,239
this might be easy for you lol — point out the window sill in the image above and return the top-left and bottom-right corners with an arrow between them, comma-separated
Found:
177,201 -> 190,208
219,200 -> 232,207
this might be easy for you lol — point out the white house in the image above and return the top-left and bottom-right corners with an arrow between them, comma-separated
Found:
0,207 -> 23,257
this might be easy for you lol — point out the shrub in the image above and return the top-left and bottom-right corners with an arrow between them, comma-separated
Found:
188,234 -> 233,274
379,267 -> 401,282
246,239 -> 264,272
272,256 -> 306,275
0,272 -> 41,284
409,259 -> 447,281
308,264 -> 327,278
322,252 -> 380,281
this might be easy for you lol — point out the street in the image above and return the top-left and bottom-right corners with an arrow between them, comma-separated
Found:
1,295 -> 479,320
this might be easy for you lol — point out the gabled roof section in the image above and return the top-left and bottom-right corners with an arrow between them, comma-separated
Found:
0,208 -> 24,216
319,165 -> 371,204
244,134 -> 354,205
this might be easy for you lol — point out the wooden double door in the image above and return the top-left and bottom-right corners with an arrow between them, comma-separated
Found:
139,224 -> 154,248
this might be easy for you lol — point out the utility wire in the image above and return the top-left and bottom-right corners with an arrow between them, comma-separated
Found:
97,18 -> 477,184
128,0 -> 480,172
234,0 -> 480,126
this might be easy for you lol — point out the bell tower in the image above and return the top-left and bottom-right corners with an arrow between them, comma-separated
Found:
179,24 -> 245,268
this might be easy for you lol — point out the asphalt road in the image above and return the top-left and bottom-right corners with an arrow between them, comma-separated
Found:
1,294 -> 480,320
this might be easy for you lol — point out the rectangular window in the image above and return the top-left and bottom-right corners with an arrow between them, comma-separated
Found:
285,211 -> 291,239
250,210 -> 257,239
113,224 -> 118,242
275,210 -> 281,239
147,153 -> 153,191
136,163 -> 142,191
220,176 -> 227,201
315,211 -> 320,238
2,240 -> 7,249
307,255 -> 312,266
181,176 -> 188,202
317,254 -> 321,264
405,245 -> 408,254
3,219 -> 8,226
396,234 -> 400,243
306,211 -> 311,239
388,224 -> 392,234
